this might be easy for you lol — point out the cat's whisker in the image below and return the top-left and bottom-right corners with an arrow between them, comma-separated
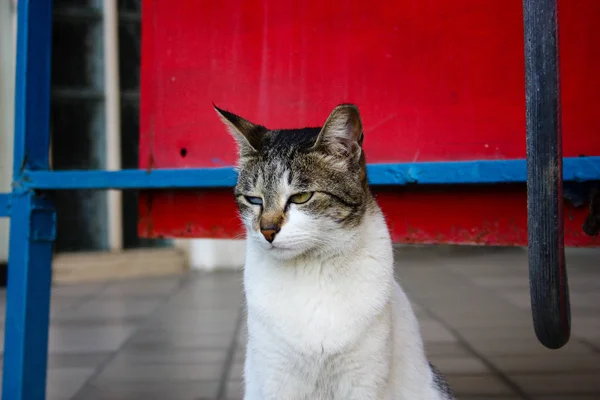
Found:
231,232 -> 247,241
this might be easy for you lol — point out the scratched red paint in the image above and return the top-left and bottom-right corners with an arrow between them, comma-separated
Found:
139,0 -> 600,246
138,187 -> 597,246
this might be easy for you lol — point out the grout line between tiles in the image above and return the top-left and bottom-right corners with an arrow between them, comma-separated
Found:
50,282 -> 111,319
577,338 -> 600,355
418,301 -> 533,400
216,306 -> 244,400
67,275 -> 189,400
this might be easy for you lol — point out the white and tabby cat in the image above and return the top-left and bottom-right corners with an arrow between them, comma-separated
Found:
216,104 -> 454,400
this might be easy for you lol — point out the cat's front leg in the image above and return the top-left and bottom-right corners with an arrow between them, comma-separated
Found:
246,367 -> 312,400
243,349 -> 302,400
337,383 -> 390,400
242,390 -> 262,400
242,379 -> 262,400
244,347 -> 315,400
243,350 -> 263,400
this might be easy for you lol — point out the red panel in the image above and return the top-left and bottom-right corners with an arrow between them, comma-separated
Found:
139,187 -> 598,247
139,0 -> 600,245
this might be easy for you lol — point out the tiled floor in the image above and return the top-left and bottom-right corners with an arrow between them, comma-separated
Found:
1,245 -> 599,399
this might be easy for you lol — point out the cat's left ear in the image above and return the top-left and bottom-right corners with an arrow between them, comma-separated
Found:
313,104 -> 364,161
214,104 -> 266,156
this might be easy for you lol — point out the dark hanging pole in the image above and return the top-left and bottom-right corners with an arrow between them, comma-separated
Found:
523,0 -> 570,349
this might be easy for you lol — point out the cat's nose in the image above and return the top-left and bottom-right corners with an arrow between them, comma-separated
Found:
260,226 -> 280,243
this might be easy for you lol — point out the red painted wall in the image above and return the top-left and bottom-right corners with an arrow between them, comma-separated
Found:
139,0 -> 600,246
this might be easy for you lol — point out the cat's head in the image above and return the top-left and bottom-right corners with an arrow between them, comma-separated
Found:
216,104 -> 369,260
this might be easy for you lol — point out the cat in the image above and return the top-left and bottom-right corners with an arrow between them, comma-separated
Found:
215,103 -> 454,400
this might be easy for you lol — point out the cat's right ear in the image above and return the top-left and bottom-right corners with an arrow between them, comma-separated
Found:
313,104 -> 363,162
213,104 -> 265,156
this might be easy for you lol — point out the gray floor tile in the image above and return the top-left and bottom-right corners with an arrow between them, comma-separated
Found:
511,373 -> 600,395
93,363 -> 223,383
50,298 -> 85,313
455,398 -> 522,400
488,354 -> 600,373
51,283 -> 108,299
429,356 -> 490,375
109,348 -> 228,365
225,380 -> 243,400
166,296 -> 244,312
563,275 -> 600,290
444,375 -> 516,396
228,361 -> 244,381
2,246 -> 599,399
234,350 -> 246,363
73,382 -> 220,400
457,326 -> 539,341
125,329 -> 234,349
419,319 -> 459,343
48,325 -> 137,354
48,352 -> 113,369
454,398 -> 522,400
52,299 -> 161,322
570,292 -> 600,308
471,276 -> 530,289
145,313 -> 239,333
46,368 -> 98,399
465,337 -> 593,357
444,314 -> 534,329
534,396 -> 600,400
500,291 -> 532,309
100,277 -> 182,298
425,342 -> 472,357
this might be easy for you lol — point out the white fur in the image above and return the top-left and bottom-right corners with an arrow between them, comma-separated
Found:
241,203 -> 447,400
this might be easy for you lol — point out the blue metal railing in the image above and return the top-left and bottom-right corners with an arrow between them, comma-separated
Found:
9,157 -> 600,192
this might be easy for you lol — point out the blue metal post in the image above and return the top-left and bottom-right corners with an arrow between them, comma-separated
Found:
0,194 -> 11,218
3,194 -> 55,399
3,1 -> 55,399
11,0 -> 53,179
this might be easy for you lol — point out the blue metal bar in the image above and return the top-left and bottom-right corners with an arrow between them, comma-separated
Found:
20,156 -> 600,190
368,157 -> 600,185
0,194 -> 11,218
23,167 -> 238,190
3,1 -> 55,399
12,0 -> 53,178
2,193 -> 55,400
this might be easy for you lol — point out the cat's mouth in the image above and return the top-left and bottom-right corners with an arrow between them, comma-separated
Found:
264,242 -> 295,254
267,243 -> 287,250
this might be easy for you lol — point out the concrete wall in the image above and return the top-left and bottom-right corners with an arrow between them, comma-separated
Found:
187,239 -> 245,271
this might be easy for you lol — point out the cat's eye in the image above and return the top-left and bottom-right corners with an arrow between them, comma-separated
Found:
288,192 -> 313,204
244,196 -> 263,205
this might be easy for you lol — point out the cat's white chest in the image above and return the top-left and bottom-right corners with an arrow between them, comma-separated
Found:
249,271 -> 350,353
244,248 -> 392,355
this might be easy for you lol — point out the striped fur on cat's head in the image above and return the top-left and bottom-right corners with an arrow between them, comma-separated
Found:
216,104 -> 371,260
